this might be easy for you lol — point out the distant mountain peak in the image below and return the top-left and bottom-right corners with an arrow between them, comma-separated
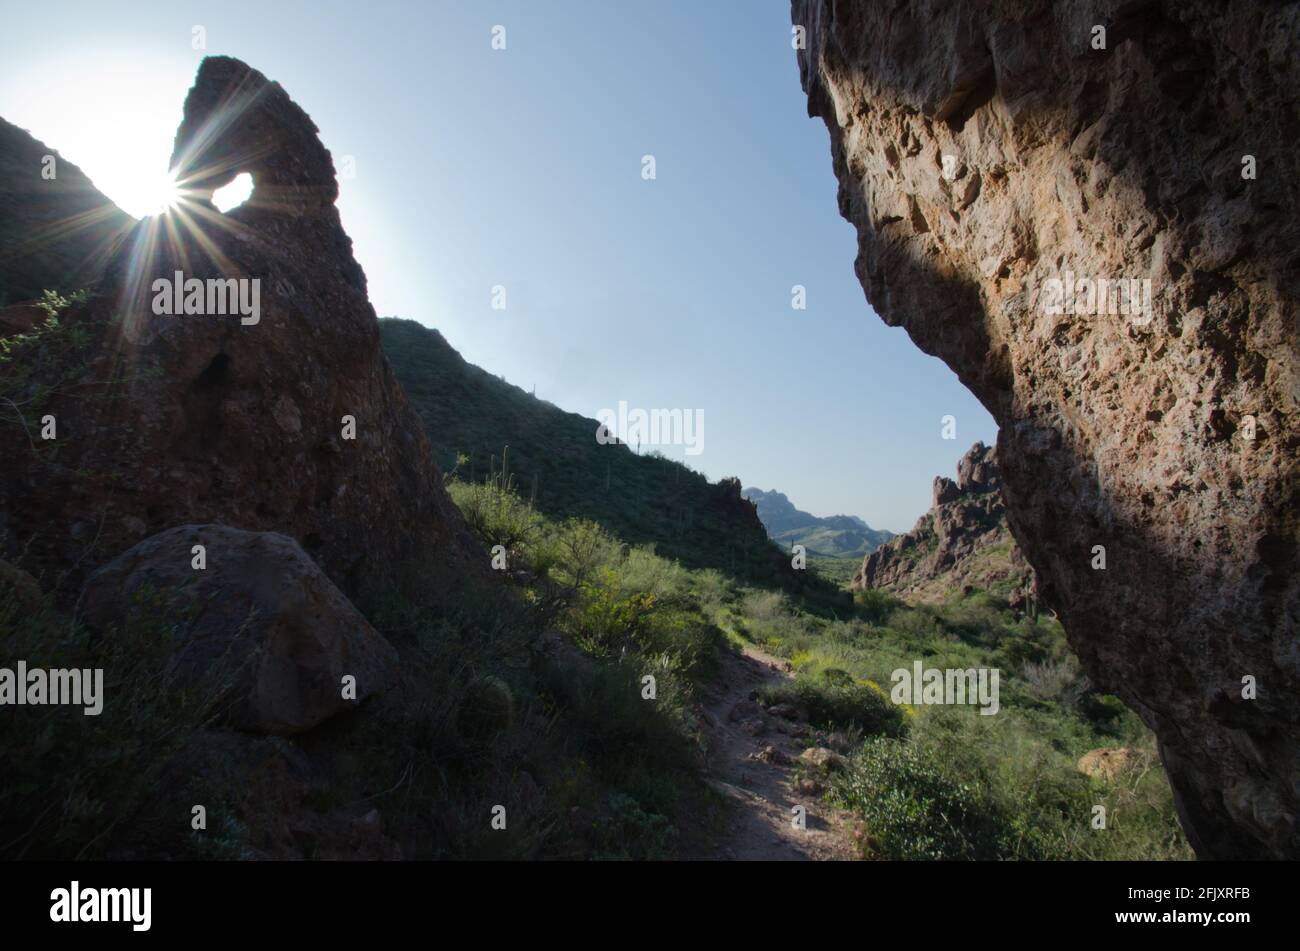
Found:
742,487 -> 891,559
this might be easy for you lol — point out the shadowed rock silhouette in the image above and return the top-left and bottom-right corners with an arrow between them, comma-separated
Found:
0,56 -> 486,600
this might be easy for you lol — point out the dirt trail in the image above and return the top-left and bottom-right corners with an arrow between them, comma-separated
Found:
697,643 -> 858,860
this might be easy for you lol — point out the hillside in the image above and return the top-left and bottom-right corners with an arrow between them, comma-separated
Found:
743,486 -> 892,559
381,317 -> 798,586
447,471 -> 1190,861
0,117 -> 134,306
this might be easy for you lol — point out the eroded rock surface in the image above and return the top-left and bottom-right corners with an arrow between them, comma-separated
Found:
0,56 -> 484,597
82,527 -> 395,737
81,525 -> 399,735
855,442 -> 1034,606
794,0 -> 1299,857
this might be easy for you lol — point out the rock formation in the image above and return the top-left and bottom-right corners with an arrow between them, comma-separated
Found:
794,0 -> 1299,857
0,57 -> 484,598
1077,746 -> 1140,783
81,525 -> 400,735
855,442 -> 1034,606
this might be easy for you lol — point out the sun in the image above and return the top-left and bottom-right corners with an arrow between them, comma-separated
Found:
125,168 -> 182,219
0,48 -> 196,220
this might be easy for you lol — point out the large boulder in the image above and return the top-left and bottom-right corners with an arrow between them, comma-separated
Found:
81,525 -> 399,735
796,0 -> 1299,856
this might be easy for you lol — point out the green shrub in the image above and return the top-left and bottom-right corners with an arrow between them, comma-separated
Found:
446,464 -> 540,552
692,569 -> 730,615
1080,692 -> 1127,729
551,518 -> 617,589
938,593 -> 1009,646
617,545 -> 690,601
591,792 -> 679,860
885,605 -> 946,640
568,573 -> 658,659
833,737 -> 1011,859
757,675 -> 906,737
853,587 -> 902,624
535,650 -> 700,822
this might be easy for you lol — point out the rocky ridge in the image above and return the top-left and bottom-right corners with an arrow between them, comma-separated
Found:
854,442 -> 1034,607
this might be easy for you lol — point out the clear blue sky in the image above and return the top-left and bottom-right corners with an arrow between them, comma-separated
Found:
0,0 -> 996,533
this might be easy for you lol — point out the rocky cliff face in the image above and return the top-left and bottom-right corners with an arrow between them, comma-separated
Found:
0,56 -> 484,597
856,443 -> 1034,606
794,0 -> 1299,858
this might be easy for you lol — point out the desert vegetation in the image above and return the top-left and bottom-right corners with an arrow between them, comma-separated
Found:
440,469 -> 1192,860
2,452 -> 1190,860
